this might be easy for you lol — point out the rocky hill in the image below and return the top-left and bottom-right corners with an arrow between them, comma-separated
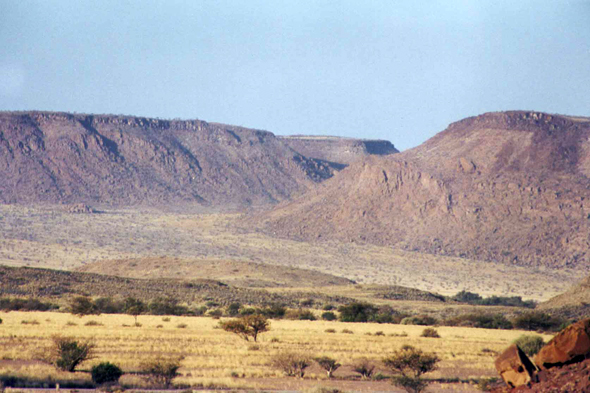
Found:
278,135 -> 398,165
0,111 -> 393,209
253,111 -> 590,269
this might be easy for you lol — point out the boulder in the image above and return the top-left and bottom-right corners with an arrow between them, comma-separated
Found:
534,318 -> 590,370
495,344 -> 537,388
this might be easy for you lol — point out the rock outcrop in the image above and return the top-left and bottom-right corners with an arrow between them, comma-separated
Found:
535,319 -> 590,370
495,344 -> 538,388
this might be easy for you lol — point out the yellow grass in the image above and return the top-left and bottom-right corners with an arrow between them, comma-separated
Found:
0,311 -> 554,389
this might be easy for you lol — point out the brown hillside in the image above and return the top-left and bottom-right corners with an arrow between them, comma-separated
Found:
0,111 -> 376,208
538,275 -> 590,319
75,257 -> 353,288
253,111 -> 590,269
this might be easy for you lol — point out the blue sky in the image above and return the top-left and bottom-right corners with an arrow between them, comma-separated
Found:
1,0 -> 589,150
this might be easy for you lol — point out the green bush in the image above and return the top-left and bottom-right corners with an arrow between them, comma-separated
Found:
513,335 -> 545,356
91,362 -> 123,385
285,309 -> 316,320
513,311 -> 563,332
321,311 -> 337,321
338,302 -> 378,322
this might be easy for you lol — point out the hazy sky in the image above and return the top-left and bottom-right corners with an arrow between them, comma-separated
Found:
1,1 -> 589,150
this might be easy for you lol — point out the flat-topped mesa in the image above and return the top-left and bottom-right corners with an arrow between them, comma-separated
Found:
278,135 -> 398,165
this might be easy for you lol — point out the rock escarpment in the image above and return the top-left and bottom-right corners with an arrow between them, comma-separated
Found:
1,111 -> 380,208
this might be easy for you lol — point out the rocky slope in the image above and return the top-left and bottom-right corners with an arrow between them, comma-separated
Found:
253,111 -> 590,269
0,111 -> 392,208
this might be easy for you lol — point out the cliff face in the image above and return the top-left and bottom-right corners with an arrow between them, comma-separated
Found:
253,111 -> 590,269
278,136 -> 398,165
0,112 -> 341,208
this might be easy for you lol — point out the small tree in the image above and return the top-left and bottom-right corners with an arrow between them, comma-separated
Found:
140,356 -> 183,388
70,296 -> 100,317
272,353 -> 311,378
124,297 -> 146,324
219,314 -> 270,342
91,362 -> 123,385
383,345 -> 440,393
352,358 -> 375,380
51,336 -> 95,372
314,356 -> 341,378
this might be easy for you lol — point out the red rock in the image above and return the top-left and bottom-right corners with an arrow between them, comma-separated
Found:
495,344 -> 537,388
535,319 -> 590,370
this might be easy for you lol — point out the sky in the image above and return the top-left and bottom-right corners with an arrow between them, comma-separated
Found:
0,1 -> 589,150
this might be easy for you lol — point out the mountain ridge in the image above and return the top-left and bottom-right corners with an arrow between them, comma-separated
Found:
0,111 -> 395,209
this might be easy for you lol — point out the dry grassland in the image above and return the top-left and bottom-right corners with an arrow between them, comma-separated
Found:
0,311 -> 554,391
0,205 -> 580,301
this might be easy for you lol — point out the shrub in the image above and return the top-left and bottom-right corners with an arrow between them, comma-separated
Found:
323,304 -> 335,311
324,328 -> 336,333
383,345 -> 440,393
513,311 -> 563,332
94,297 -> 124,314
272,353 -> 311,377
0,318 -> 2,324
70,296 -> 100,317
338,302 -> 378,322
176,323 -> 187,329
50,336 -> 95,372
513,335 -> 545,356
227,302 -> 241,316
352,358 -> 375,380
148,297 -> 187,316
314,356 -> 341,378
219,314 -> 270,342
341,329 -> 354,334
285,309 -> 316,321
140,356 -> 183,388
91,362 -> 123,385
321,312 -> 337,321
401,315 -> 438,326
260,303 -> 287,319
420,328 -> 440,338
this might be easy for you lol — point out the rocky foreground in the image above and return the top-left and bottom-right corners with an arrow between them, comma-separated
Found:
494,319 -> 590,392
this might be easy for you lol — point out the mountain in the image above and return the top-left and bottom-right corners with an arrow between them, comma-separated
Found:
0,111 -> 395,208
252,111 -> 590,269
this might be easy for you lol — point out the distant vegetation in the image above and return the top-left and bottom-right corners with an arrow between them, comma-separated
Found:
450,290 -> 536,308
